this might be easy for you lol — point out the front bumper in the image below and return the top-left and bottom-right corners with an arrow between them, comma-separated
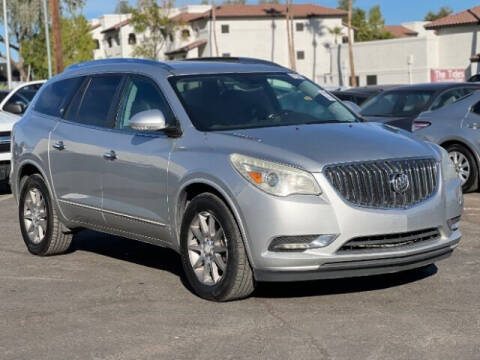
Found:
0,160 -> 10,181
233,171 -> 463,282
255,231 -> 460,281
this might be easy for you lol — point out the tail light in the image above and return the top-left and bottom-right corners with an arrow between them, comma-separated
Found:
412,120 -> 431,132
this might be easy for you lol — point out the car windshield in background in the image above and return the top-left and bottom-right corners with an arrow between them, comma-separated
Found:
170,73 -> 358,131
361,90 -> 435,117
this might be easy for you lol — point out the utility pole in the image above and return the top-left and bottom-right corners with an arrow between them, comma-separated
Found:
2,0 -> 12,88
49,0 -> 64,74
347,0 -> 357,87
42,0 -> 52,78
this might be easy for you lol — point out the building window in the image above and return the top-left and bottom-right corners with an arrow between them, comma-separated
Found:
94,39 -> 100,49
342,36 -> 348,44
221,24 -> 229,34
128,33 -> 136,45
222,53 -> 230,57
107,37 -> 113,48
349,76 -> 360,87
296,23 -> 304,32
181,29 -> 190,39
296,51 -> 305,60
366,75 -> 377,85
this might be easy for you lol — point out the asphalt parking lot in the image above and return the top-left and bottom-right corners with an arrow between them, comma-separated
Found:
0,182 -> 479,360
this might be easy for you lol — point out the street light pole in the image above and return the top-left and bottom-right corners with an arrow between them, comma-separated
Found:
42,0 -> 52,79
2,0 -> 12,88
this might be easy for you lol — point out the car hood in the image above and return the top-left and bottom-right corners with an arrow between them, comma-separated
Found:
213,122 -> 437,172
0,111 -> 20,132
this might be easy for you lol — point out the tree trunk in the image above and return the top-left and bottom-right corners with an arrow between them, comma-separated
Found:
212,0 -> 219,56
285,0 -> 295,70
347,0 -> 356,87
49,0 -> 64,74
289,1 -> 296,71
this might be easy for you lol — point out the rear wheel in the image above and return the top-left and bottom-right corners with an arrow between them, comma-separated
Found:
180,193 -> 255,301
18,174 -> 72,256
446,143 -> 478,192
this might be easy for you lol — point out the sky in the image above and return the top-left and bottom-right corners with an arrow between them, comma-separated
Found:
84,0 -> 478,24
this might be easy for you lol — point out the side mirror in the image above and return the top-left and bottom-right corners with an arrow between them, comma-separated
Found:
129,109 -> 168,131
4,103 -> 25,115
343,100 -> 361,113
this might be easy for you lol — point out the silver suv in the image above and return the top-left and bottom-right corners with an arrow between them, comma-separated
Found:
11,58 -> 463,301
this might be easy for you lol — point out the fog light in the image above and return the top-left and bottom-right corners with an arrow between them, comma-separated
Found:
447,216 -> 461,231
269,234 -> 338,252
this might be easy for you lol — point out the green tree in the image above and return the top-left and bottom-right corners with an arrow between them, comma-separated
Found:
223,0 -> 246,4
258,0 -> 279,3
0,0 -> 84,80
368,5 -> 393,40
21,14 -> 95,79
328,26 -> 343,44
130,0 -> 177,60
116,0 -> 133,14
424,6 -> 453,21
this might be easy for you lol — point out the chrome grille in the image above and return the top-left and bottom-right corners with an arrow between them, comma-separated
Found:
324,158 -> 438,209
338,228 -> 440,253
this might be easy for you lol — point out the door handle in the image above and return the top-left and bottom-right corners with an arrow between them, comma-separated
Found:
52,141 -> 65,151
103,150 -> 117,161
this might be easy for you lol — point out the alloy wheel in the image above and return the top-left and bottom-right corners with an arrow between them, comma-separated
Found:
187,211 -> 228,286
23,188 -> 48,244
449,151 -> 470,185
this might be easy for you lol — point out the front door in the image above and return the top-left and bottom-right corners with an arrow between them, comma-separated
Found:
101,75 -> 176,244
49,74 -> 124,226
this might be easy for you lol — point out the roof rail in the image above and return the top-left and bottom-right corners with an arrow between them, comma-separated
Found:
183,57 -> 287,69
65,58 -> 173,72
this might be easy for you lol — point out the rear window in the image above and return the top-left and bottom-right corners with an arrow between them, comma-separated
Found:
361,90 -> 434,117
34,77 -> 84,117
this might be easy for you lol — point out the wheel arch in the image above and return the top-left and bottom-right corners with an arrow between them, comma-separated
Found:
440,138 -> 479,190
174,178 -> 256,268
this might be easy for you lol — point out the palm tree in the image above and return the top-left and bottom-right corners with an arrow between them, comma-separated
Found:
347,0 -> 357,86
328,26 -> 343,45
212,0 -> 219,56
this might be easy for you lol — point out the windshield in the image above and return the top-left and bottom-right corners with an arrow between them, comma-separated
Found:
169,73 -> 358,131
361,90 -> 435,117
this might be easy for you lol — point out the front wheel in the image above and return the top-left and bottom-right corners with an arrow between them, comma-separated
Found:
180,193 -> 255,301
18,174 -> 73,256
446,143 -> 478,192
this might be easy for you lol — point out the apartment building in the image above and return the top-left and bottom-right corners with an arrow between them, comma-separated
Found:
89,4 -> 350,84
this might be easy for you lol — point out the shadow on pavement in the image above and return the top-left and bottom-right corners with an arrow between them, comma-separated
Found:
71,230 -> 437,299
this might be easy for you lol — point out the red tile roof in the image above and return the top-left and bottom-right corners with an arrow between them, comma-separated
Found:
384,25 -> 418,38
180,4 -> 346,22
425,6 -> 480,29
165,39 -> 207,56
101,19 -> 130,33
171,12 -> 205,23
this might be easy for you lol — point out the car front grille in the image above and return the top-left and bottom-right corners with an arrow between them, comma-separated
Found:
324,158 -> 438,209
0,131 -> 10,153
338,228 -> 440,253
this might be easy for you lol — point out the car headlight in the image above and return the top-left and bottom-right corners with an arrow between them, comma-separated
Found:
230,154 -> 321,196
440,147 -> 458,182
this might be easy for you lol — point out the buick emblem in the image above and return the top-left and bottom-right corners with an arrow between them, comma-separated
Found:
390,173 -> 410,193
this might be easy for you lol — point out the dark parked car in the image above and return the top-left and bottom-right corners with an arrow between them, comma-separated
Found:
360,83 -> 480,131
332,85 -> 399,106
468,74 -> 480,82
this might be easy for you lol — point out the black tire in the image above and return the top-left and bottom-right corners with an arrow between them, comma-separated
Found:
180,193 -> 255,301
18,174 -> 72,256
445,143 -> 478,192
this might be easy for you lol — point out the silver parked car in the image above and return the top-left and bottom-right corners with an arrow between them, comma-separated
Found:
11,58 -> 463,301
413,90 -> 480,192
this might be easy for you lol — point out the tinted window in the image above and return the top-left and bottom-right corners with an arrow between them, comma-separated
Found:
361,90 -> 434,117
35,78 -> 83,117
430,88 -> 468,111
116,76 -> 172,130
75,75 -> 122,128
170,73 -> 358,131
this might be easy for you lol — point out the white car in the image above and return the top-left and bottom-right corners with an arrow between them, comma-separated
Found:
0,80 -> 45,182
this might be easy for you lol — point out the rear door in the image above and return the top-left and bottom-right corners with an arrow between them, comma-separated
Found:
49,74 -> 124,226
101,75 -> 176,243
